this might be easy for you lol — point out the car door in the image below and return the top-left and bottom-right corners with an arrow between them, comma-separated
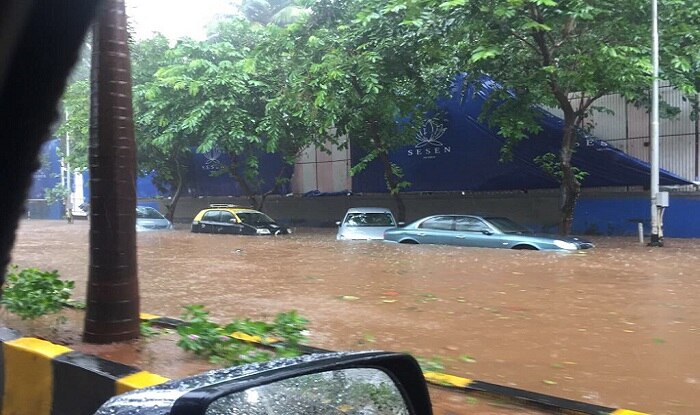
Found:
219,211 -> 244,234
415,216 -> 455,245
199,210 -> 221,234
453,216 -> 502,248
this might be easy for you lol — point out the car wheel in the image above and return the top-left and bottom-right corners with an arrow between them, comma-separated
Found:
512,244 -> 537,250
399,239 -> 419,244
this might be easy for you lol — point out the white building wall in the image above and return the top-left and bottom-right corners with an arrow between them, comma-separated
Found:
291,138 -> 352,194
546,86 -> 699,184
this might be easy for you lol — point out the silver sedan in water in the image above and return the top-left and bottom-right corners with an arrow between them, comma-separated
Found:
136,206 -> 173,232
383,215 -> 594,251
336,207 -> 399,240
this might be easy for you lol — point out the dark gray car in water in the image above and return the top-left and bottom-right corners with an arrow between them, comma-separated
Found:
383,215 -> 594,251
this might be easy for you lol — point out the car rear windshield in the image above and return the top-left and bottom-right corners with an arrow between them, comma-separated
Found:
485,217 -> 532,234
136,207 -> 166,220
344,213 -> 396,227
237,212 -> 275,225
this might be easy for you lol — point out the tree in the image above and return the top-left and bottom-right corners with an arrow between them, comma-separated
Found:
137,19 -> 326,212
132,35 -> 194,221
379,0 -> 700,234
242,0 -> 312,26
84,0 -> 140,343
50,40 -> 92,221
264,0 -> 450,221
56,79 -> 90,171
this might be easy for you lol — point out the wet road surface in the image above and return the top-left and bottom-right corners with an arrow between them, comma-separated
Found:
8,220 -> 700,414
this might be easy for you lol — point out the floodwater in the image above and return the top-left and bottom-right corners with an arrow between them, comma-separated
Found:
7,220 -> 700,414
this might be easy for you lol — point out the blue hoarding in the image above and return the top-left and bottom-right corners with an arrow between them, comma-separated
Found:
352,78 -> 691,193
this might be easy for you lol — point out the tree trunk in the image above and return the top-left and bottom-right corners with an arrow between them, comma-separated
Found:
165,161 -> 184,222
84,0 -> 140,343
257,163 -> 293,212
559,115 -> 581,235
377,149 -> 407,222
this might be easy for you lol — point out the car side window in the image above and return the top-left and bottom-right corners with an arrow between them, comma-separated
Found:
455,217 -> 490,232
220,211 -> 235,223
202,210 -> 221,222
420,216 -> 454,230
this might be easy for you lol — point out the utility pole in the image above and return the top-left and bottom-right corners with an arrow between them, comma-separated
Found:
65,128 -> 73,223
649,0 -> 663,247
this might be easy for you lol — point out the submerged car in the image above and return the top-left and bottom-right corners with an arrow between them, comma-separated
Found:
383,215 -> 594,251
191,204 -> 291,235
336,207 -> 399,240
136,206 -> 173,232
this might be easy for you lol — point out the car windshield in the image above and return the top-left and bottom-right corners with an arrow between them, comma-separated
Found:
344,212 -> 396,227
485,217 -> 532,234
237,212 -> 275,225
136,206 -> 166,220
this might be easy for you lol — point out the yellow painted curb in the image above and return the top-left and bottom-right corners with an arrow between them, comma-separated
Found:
2,338 -> 72,415
116,371 -> 171,395
423,372 -> 473,388
140,313 -> 161,321
611,410 -> 650,415
5,337 -> 72,358
230,331 -> 278,344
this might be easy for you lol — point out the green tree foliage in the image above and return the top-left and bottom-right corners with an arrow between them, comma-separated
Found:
132,34 -> 195,221
55,79 -> 90,171
378,0 -> 700,234
242,0 -> 312,26
263,0 -> 451,220
136,20 -> 297,211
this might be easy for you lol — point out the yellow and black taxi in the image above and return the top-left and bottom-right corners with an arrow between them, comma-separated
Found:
191,204 -> 292,235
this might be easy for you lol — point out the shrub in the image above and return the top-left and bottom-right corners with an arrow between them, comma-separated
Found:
176,305 -> 308,366
1,266 -> 75,320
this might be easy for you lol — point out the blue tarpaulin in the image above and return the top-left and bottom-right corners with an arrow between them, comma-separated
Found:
33,140 -> 291,200
352,78 -> 692,193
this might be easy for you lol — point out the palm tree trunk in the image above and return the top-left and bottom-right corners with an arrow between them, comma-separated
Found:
84,0 -> 140,343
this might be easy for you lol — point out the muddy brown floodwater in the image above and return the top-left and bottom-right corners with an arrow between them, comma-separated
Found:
7,220 -> 700,414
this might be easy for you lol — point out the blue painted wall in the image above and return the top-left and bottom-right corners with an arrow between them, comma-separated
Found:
573,195 -> 700,237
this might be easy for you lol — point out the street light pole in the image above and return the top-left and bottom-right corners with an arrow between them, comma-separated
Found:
649,0 -> 662,246
65,112 -> 73,223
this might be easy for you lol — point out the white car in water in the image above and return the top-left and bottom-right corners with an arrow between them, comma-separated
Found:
336,207 -> 400,240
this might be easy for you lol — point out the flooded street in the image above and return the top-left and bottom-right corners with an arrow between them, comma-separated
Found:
7,220 -> 700,414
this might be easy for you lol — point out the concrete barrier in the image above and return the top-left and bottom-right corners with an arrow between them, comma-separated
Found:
1,315 -> 650,415
0,327 -> 168,415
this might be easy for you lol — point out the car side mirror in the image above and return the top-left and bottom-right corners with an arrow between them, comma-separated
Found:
398,221 -> 405,226
335,221 -> 341,226
94,352 -> 431,415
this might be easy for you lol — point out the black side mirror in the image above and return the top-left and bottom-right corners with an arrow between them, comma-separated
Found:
95,352 -> 432,415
